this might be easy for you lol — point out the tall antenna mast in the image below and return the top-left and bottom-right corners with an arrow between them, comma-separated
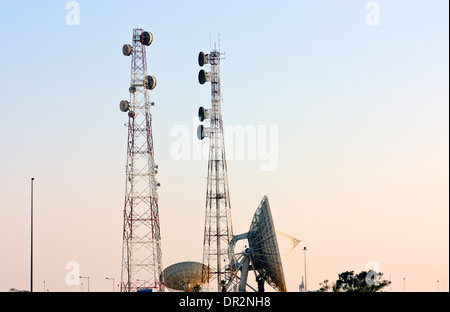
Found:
197,47 -> 237,292
119,28 -> 164,292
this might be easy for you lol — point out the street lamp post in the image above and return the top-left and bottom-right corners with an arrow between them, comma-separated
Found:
30,177 -> 34,293
106,277 -> 115,292
303,247 -> 308,292
80,276 -> 90,292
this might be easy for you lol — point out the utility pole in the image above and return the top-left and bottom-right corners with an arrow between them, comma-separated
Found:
303,247 -> 308,292
30,177 -> 34,292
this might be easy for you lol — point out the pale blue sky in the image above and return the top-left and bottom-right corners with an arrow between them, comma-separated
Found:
0,0 -> 448,292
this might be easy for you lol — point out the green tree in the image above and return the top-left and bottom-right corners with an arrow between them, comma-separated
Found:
318,270 -> 391,292
9,288 -> 29,292
317,279 -> 331,292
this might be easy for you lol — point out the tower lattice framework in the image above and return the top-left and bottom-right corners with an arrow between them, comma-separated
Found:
120,28 -> 164,292
197,49 -> 238,292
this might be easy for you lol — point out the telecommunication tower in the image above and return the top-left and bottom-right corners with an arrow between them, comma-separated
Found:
119,29 -> 164,292
197,49 -> 238,292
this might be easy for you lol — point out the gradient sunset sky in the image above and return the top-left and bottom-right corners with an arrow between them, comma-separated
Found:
0,0 -> 448,292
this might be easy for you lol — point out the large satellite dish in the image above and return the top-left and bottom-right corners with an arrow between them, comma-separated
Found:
229,195 -> 287,292
162,261 -> 212,292
247,195 -> 286,292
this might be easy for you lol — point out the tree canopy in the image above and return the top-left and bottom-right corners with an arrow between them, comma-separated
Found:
317,270 -> 391,292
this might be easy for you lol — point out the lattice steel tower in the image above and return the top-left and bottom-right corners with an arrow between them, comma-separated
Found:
119,29 -> 164,292
197,49 -> 237,292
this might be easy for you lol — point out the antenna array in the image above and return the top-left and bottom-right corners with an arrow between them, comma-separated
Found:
119,29 -> 164,292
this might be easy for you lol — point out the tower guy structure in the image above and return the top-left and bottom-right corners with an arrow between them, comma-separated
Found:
197,49 -> 237,292
119,29 -> 164,292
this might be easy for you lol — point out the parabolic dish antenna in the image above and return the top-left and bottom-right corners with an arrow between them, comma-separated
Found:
161,261 -> 212,292
198,69 -> 208,85
230,195 -> 287,292
198,51 -> 206,67
140,31 -> 153,46
247,195 -> 286,292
